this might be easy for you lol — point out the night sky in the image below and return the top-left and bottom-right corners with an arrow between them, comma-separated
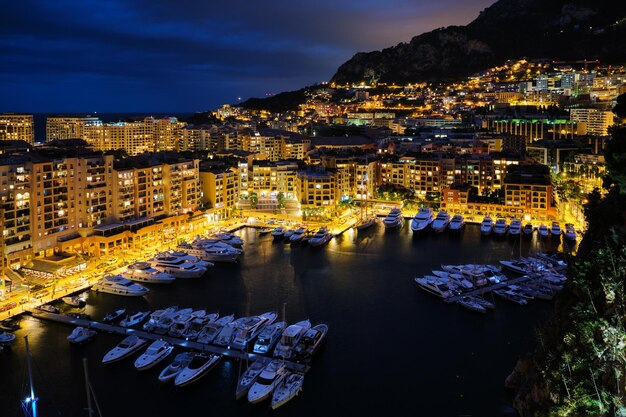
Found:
1,0 -> 493,113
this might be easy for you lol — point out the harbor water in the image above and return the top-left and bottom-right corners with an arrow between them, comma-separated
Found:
0,224 -> 574,417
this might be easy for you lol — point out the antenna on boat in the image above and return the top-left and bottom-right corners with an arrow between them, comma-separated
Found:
23,336 -> 38,417
83,358 -> 103,417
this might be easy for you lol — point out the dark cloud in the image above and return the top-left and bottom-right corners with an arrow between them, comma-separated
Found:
0,0 -> 493,112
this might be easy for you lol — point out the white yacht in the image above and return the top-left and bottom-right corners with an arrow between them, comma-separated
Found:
538,224 -> 549,239
493,218 -> 508,237
382,208 -> 403,229
410,206 -> 434,233
431,210 -> 451,233
102,335 -> 147,364
123,262 -> 176,284
456,297 -> 487,313
289,227 -> 307,243
143,306 -> 178,332
236,360 -> 267,400
93,275 -> 149,297
212,231 -> 244,248
67,326 -> 97,345
247,359 -> 288,404
414,276 -> 457,298
214,317 -> 247,347
308,227 -> 333,247
177,240 -> 241,263
271,226 -> 285,240
480,215 -> 494,235
253,321 -> 287,354
181,312 -> 219,340
169,309 -> 206,338
158,351 -> 194,383
119,310 -> 150,328
154,307 -> 193,335
148,255 -> 207,278
174,353 -> 221,387
522,223 -> 534,238
230,311 -> 278,351
274,319 -> 311,360
0,331 -> 16,344
564,223 -> 577,241
164,251 -> 214,269
293,323 -> 328,359
550,221 -> 562,238
448,214 -> 465,232
508,219 -> 522,237
62,294 -> 86,307
134,340 -> 174,371
271,372 -> 304,410
196,314 -> 235,344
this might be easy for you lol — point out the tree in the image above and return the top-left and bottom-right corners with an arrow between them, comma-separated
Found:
249,192 -> 258,209
612,93 -> 626,121
276,192 -> 285,209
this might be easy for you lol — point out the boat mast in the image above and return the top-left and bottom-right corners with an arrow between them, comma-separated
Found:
24,336 -> 37,417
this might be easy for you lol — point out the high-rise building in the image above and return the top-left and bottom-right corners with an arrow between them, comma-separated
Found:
569,108 -> 615,136
46,115 -> 102,142
0,113 -> 34,144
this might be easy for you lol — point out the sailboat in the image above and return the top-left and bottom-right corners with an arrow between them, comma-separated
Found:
355,161 -> 377,231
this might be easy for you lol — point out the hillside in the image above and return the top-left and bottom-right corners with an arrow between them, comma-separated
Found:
331,0 -> 626,85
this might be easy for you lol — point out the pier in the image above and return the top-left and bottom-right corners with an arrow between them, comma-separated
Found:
27,309 -> 310,373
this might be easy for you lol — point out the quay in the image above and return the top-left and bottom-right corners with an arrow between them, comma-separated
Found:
27,309 -> 310,373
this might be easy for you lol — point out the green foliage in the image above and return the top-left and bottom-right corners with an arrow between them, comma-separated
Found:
249,192 -> 258,209
613,93 -> 626,120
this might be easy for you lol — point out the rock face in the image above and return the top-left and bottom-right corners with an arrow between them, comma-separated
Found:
331,0 -> 626,84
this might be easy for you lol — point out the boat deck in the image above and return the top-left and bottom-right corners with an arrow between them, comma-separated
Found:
27,309 -> 310,373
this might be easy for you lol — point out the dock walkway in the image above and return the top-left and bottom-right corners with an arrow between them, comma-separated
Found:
28,310 -> 310,373
443,274 -> 536,303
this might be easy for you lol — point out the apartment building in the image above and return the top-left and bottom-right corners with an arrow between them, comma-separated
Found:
569,108 -> 615,136
46,115 -> 102,141
199,167 -> 239,218
297,167 -> 350,208
0,113 -> 34,144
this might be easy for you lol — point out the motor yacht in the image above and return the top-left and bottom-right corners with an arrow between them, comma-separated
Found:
253,321 -> 287,355
414,276 -> 457,299
431,210 -> 451,233
493,218 -> 508,237
550,221 -> 562,238
196,314 -> 235,344
431,270 -> 473,290
382,208 -> 403,229
271,372 -> 304,410
62,294 -> 87,307
181,312 -> 219,340
289,227 -> 308,243
119,310 -> 150,328
93,275 -> 149,297
410,206 -> 434,233
174,353 -> 221,387
169,309 -> 206,338
448,214 -> 465,232
258,228 -> 273,236
236,360 -> 267,400
308,227 -> 333,247
164,251 -> 214,269
148,255 -> 207,278
274,320 -> 311,360
211,231 -> 244,248
102,308 -> 126,324
37,304 -> 60,314
67,326 -> 97,345
158,352 -> 194,383
522,223 -> 534,238
282,229 -> 295,240
0,331 -> 16,344
293,323 -> 328,359
538,224 -> 549,239
230,311 -> 278,351
123,262 -> 176,284
214,317 -> 247,347
564,223 -> 577,242
493,289 -> 528,305
154,308 -> 193,335
247,359 -> 288,404
507,219 -> 521,237
480,215 -> 494,236
143,306 -> 178,332
499,260 -> 532,275
177,240 -> 242,263
355,215 -> 377,231
102,335 -> 147,364
271,227 -> 285,240
134,340 -> 174,371
456,297 -> 487,313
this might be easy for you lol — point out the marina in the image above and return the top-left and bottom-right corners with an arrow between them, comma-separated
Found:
0,223 -> 569,417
